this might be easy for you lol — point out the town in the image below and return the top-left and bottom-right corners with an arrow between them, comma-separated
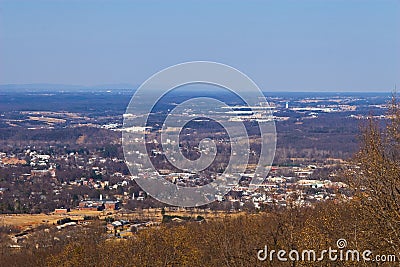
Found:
0,90 -> 391,248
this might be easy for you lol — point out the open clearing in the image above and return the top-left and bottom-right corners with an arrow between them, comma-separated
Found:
1,208 -> 248,229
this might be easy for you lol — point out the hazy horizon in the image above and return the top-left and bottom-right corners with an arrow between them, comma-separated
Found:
0,83 -> 395,94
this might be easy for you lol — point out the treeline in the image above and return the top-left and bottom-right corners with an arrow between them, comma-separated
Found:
0,127 -> 121,151
275,114 -> 361,163
0,201 -> 396,266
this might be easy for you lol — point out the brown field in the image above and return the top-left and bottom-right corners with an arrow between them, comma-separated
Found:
0,208 -> 245,229
0,214 -> 68,229
0,210 -> 104,229
28,116 -> 66,124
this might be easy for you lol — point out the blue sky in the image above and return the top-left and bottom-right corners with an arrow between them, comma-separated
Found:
0,0 -> 399,91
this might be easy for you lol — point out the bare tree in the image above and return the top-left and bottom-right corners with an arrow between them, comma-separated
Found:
350,95 -> 400,251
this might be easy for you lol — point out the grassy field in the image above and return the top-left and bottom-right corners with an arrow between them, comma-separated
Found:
0,210 -> 103,228
0,208 -> 246,229
0,214 -> 69,228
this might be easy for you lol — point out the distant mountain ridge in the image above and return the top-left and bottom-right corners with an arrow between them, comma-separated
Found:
0,83 -> 138,91
0,84 -> 392,94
